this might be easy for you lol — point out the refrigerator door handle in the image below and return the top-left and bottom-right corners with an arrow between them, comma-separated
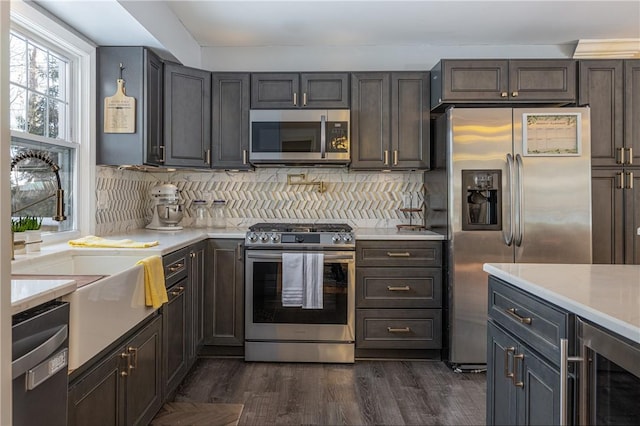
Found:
515,153 -> 524,247
504,153 -> 515,246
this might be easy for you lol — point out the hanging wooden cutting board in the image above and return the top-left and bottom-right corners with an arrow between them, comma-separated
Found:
104,78 -> 136,133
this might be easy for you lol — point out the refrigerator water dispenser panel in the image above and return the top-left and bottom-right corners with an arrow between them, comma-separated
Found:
462,169 -> 501,231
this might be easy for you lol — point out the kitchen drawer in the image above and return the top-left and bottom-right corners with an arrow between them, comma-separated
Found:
356,309 -> 442,349
488,276 -> 570,366
356,240 -> 442,267
163,247 -> 188,287
356,267 -> 442,308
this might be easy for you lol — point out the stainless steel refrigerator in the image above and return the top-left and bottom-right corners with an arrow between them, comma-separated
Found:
429,107 -> 592,368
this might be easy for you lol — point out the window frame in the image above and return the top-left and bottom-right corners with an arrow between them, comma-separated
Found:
10,1 -> 96,244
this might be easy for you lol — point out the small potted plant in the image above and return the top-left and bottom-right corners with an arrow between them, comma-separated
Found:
21,215 -> 43,253
11,217 -> 28,255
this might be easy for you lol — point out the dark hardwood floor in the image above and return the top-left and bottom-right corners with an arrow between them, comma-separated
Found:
172,358 -> 486,425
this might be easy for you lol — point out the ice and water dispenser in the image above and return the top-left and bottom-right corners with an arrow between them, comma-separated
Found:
462,170 -> 501,231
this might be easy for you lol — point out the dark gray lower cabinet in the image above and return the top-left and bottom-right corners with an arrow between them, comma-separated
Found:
68,315 -> 162,426
163,277 -> 188,397
188,241 -> 207,364
486,276 -> 565,425
204,239 -> 244,346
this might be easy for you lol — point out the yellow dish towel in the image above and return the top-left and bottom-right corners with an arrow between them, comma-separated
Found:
68,235 -> 159,248
136,255 -> 168,309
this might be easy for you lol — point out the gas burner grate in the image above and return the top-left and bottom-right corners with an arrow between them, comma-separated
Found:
249,222 -> 352,233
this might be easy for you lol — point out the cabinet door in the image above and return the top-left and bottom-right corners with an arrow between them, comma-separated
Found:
163,278 -> 188,396
145,49 -> 164,165
625,170 -> 640,264
591,168 -> 626,264
391,72 -> 430,169
204,239 -> 244,346
441,59 -> 509,101
350,72 -> 391,169
508,60 -> 576,102
125,315 -> 162,426
486,322 -> 518,426
164,63 -> 211,167
517,344 -> 561,426
250,73 -> 299,108
211,73 -> 251,169
188,241 -> 207,364
578,60 -> 624,167
68,349 -> 125,426
625,60 -> 640,166
300,72 -> 350,108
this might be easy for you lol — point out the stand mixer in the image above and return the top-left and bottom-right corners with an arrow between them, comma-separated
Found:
146,183 -> 184,230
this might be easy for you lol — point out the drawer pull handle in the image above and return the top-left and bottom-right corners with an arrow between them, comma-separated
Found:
387,285 -> 410,291
387,327 -> 411,333
387,252 -> 411,257
168,262 -> 184,272
513,353 -> 524,387
170,286 -> 185,297
504,347 -> 515,379
506,308 -> 532,325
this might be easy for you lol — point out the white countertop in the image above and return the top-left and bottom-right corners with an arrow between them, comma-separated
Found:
11,278 -> 77,315
483,263 -> 640,344
354,228 -> 445,240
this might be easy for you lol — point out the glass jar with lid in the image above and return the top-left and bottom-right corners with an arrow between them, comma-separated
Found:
192,200 -> 208,228
210,199 -> 226,228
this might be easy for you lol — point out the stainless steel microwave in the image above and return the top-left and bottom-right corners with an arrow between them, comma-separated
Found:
249,109 -> 350,166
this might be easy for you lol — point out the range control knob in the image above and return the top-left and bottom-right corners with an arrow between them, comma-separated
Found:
342,234 -> 353,243
332,234 -> 342,243
247,232 -> 258,242
259,233 -> 268,242
270,233 -> 280,243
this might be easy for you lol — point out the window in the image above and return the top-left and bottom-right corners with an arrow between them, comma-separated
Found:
9,28 -> 76,233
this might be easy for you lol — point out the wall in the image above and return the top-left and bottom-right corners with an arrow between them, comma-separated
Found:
96,166 -> 424,235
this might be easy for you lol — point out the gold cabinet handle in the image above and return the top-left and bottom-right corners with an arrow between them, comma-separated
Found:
120,351 -> 131,376
387,252 -> 411,257
500,92 -> 508,98
617,147 -> 625,165
627,172 -> 634,189
387,327 -> 411,333
205,149 -> 211,165
303,92 -> 307,106
127,346 -> 138,372
511,91 -> 519,97
387,285 -> 410,291
168,262 -> 184,272
513,353 -> 524,387
293,92 -> 297,106
617,172 -> 624,189
505,307 -> 532,325
504,347 -> 515,379
189,252 -> 196,259
383,150 -> 389,166
393,150 -> 398,166
170,286 -> 185,297
627,147 -> 633,165
243,149 -> 248,165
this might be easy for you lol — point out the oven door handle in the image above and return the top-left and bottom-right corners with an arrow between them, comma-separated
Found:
246,252 -> 354,261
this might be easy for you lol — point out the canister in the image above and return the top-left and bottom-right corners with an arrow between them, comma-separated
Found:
192,200 -> 208,228
210,199 -> 226,228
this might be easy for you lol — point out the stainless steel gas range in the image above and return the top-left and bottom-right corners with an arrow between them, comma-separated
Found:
244,223 -> 355,363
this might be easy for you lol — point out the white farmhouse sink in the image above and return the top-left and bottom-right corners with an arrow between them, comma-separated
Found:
12,252 -> 158,371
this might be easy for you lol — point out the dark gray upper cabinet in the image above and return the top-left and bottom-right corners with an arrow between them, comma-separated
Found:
351,72 -> 430,170
96,46 -> 163,166
211,73 -> 251,170
431,59 -> 576,110
625,60 -> 640,166
164,62 -> 212,168
251,72 -> 349,108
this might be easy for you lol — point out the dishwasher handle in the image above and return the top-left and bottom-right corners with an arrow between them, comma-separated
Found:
12,324 -> 68,380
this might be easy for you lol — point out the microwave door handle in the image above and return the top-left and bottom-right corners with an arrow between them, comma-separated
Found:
320,114 -> 326,158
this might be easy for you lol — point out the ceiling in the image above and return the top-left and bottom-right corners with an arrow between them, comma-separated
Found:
30,0 -> 640,64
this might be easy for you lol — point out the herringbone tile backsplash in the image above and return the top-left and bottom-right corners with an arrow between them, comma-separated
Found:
96,166 -> 424,235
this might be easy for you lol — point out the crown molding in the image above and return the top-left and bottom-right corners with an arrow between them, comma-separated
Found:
573,39 -> 640,59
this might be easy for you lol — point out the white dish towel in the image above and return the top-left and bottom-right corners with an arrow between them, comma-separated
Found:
282,252 -> 324,309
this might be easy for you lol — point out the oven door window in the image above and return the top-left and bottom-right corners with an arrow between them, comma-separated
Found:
251,260 -> 349,324
251,122 -> 321,153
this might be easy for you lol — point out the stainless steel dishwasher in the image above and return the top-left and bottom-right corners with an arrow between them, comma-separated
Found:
12,300 -> 70,426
